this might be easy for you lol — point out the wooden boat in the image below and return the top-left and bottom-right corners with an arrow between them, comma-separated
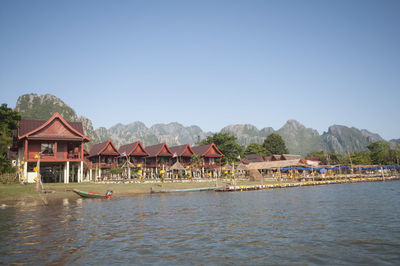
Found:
150,186 -> 223,193
73,189 -> 113,199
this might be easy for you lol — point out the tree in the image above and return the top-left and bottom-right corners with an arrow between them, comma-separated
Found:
244,143 -> 266,156
262,133 -> 289,156
343,152 -> 372,165
367,141 -> 396,165
190,153 -> 202,168
307,151 -> 346,165
200,133 -> 244,164
0,104 -> 21,173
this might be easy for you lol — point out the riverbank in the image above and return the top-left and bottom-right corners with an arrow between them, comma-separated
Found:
0,179 -> 276,206
217,175 -> 400,192
1,176 -> 399,207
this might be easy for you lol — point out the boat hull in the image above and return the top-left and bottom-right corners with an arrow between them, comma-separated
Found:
150,186 -> 223,193
73,189 -> 111,199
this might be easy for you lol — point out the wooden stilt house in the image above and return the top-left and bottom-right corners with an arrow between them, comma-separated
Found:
145,142 -> 173,169
88,139 -> 120,179
11,112 -> 90,183
192,143 -> 224,171
169,144 -> 194,168
118,140 -> 149,166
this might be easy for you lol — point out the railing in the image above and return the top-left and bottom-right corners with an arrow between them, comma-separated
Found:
203,163 -> 220,169
67,152 -> 81,159
94,162 -> 116,169
144,163 -> 172,168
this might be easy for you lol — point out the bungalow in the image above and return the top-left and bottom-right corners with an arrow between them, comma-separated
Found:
192,143 -> 224,177
11,112 -> 90,183
87,138 -> 120,179
244,153 -> 265,163
118,140 -> 149,166
169,144 -> 194,168
280,154 -> 304,160
145,142 -> 173,169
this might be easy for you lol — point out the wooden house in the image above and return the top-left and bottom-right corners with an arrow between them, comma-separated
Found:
88,139 -> 120,178
280,154 -> 304,160
192,143 -> 224,169
11,112 -> 90,183
169,144 -> 194,167
245,153 -> 265,163
145,142 -> 173,170
118,140 -> 149,166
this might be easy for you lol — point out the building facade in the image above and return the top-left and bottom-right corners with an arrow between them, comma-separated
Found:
11,113 -> 90,183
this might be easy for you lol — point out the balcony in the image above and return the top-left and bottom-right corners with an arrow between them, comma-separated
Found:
203,163 -> 220,169
93,162 -> 116,169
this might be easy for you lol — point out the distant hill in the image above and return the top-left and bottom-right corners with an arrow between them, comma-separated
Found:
95,121 -> 210,148
220,124 -> 274,147
390,139 -> 400,146
13,93 -> 395,155
15,94 -> 100,148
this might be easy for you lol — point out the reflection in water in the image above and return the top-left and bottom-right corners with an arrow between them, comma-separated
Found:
1,181 -> 400,265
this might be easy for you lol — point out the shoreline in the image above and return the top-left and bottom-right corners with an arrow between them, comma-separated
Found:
1,176 -> 399,207
217,175 -> 400,192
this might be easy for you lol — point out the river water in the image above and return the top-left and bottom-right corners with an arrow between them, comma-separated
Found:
1,181 -> 400,265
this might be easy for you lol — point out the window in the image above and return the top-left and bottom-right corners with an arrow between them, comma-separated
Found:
41,142 -> 54,155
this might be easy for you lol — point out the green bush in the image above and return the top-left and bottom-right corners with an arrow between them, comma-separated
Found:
0,173 -> 18,184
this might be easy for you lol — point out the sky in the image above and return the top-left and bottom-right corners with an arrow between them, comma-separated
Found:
0,0 -> 399,140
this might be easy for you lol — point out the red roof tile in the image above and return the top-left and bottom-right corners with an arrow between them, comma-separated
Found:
145,143 -> 173,157
18,119 -> 84,137
169,144 -> 194,157
88,139 -> 119,157
245,153 -> 265,162
119,141 -> 149,156
192,143 -> 224,157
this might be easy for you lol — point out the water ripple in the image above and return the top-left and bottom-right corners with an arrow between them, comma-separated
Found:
1,181 -> 400,265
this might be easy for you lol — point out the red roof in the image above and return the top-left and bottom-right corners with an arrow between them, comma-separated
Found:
16,113 -> 88,141
192,143 -> 224,158
169,144 -> 194,157
88,139 -> 119,157
145,142 -> 173,157
245,153 -> 265,162
119,141 -> 149,156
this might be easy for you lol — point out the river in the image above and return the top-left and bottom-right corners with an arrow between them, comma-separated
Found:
1,181 -> 400,265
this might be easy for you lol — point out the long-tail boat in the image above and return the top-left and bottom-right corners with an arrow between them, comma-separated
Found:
150,186 -> 223,193
73,189 -> 113,199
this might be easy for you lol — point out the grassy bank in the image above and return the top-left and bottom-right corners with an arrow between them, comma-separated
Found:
0,179 -> 279,204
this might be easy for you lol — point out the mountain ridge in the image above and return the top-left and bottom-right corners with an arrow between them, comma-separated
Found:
13,93 -> 395,155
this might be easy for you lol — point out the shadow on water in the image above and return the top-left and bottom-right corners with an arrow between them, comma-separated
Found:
1,181 -> 400,265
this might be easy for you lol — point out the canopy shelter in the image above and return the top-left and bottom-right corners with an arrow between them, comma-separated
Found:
120,159 -> 135,179
170,161 -> 186,179
237,163 -> 248,171
248,159 -> 305,170
170,161 -> 185,171
222,163 -> 233,170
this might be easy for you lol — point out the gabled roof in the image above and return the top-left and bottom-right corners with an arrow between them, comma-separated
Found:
271,155 -> 281,161
192,143 -> 224,158
170,161 -> 185,171
169,144 -> 194,157
17,112 -> 89,142
88,139 -> 120,157
119,140 -> 149,156
248,159 -> 305,170
281,154 -> 303,160
145,142 -> 173,157
245,153 -> 265,162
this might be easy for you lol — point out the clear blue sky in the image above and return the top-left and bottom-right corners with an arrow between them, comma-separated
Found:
1,0 -> 399,140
